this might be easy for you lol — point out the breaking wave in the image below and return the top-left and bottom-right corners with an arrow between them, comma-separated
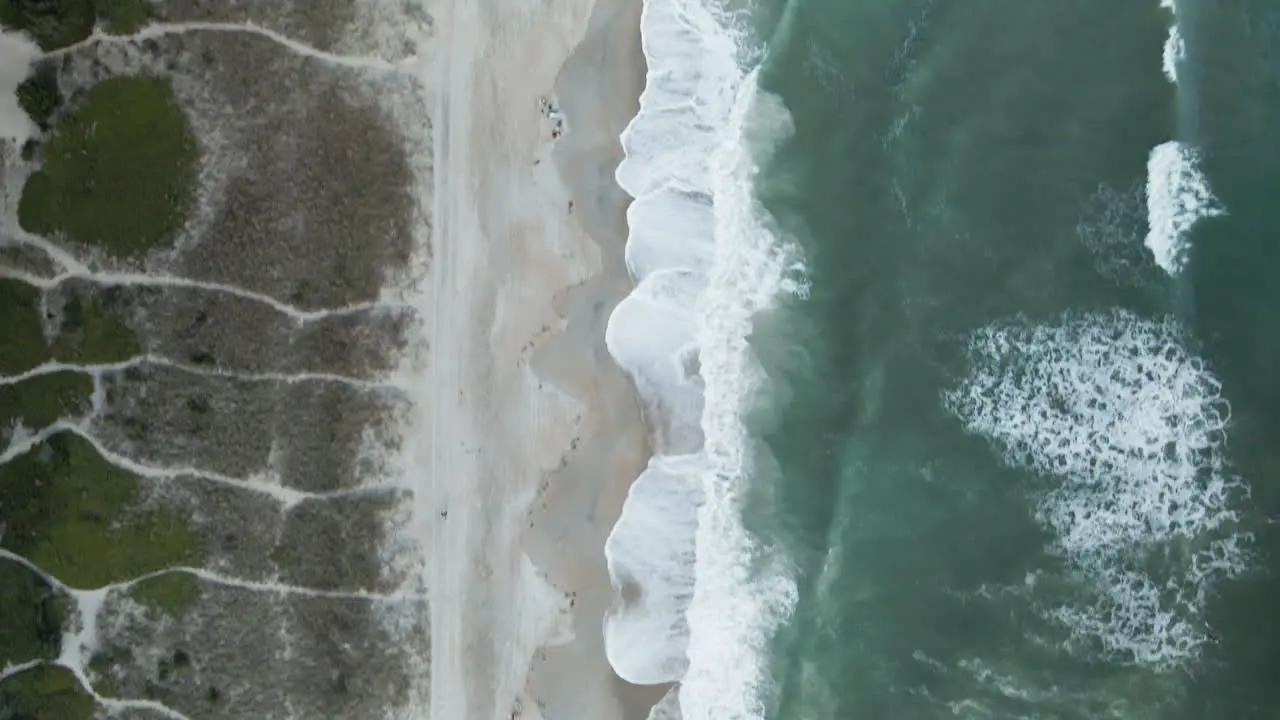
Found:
1146,1 -> 1223,277
603,0 -> 803,716
1144,141 -> 1224,276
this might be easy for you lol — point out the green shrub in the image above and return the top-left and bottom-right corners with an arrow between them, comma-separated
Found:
18,76 -> 198,258
0,0 -> 96,51
15,62 -> 61,129
130,571 -> 202,619
0,664 -> 97,720
0,560 -> 69,667
0,432 -> 205,588
95,0 -> 149,34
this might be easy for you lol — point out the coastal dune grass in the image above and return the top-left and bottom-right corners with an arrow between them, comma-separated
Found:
52,292 -> 141,363
0,559 -> 69,668
0,0 -> 95,51
18,75 -> 198,258
0,278 -> 47,375
0,431 -> 206,589
0,278 -> 140,434
0,370 -> 94,433
0,278 -> 142,371
0,664 -> 96,720
129,570 -> 203,619
96,0 -> 149,34
0,0 -> 152,49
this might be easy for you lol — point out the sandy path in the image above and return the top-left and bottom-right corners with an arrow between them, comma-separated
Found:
0,31 -> 40,144
423,0 -> 649,718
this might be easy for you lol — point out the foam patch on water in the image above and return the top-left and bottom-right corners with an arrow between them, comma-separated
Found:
1144,141 -> 1224,276
944,310 -> 1248,666
1076,181 -> 1152,286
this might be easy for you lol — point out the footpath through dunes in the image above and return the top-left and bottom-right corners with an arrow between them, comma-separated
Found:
0,1 -> 439,717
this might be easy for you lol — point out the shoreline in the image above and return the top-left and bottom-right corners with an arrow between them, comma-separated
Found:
423,0 -> 657,717
529,0 -> 670,714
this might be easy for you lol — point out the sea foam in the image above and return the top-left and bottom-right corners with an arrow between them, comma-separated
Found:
1160,0 -> 1184,84
944,310 -> 1249,667
604,0 -> 800,716
1144,141 -> 1223,276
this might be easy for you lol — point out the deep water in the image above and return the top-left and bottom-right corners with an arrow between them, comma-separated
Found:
738,0 -> 1280,717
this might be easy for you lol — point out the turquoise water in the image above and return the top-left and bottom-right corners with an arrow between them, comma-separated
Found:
741,0 -> 1280,717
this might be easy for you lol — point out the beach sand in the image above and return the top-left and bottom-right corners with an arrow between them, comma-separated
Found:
0,31 -> 40,144
0,0 -> 653,714
421,0 -> 658,718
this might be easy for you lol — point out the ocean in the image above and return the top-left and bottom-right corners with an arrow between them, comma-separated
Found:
603,0 -> 1280,718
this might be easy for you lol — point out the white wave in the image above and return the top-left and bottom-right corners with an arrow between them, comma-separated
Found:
1160,0 -> 1184,84
625,189 -> 715,281
1147,1 -> 1221,279
646,685 -> 685,720
944,310 -> 1248,667
604,0 -> 800,716
1144,141 -> 1224,276
604,454 -> 703,684
1162,25 -> 1185,84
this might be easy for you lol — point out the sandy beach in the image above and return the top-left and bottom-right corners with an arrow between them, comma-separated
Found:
420,0 -> 659,716
0,0 -> 654,715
